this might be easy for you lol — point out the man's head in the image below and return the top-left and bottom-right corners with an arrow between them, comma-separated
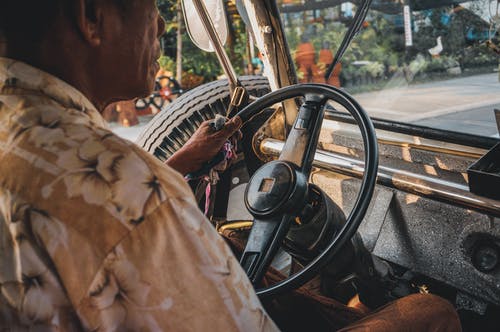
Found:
0,0 -> 165,110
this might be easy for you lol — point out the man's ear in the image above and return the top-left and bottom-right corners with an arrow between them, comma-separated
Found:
73,0 -> 104,47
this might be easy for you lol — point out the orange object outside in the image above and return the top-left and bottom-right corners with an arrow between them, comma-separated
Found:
318,48 -> 342,87
295,42 -> 324,83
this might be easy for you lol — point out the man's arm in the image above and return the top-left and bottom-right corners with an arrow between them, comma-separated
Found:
166,116 -> 242,176
76,196 -> 277,331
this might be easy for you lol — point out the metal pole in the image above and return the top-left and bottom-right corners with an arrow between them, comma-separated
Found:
191,0 -> 239,91
241,0 -> 299,128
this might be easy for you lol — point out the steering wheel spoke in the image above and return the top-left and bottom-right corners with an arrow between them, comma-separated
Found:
240,215 -> 293,284
279,94 -> 328,177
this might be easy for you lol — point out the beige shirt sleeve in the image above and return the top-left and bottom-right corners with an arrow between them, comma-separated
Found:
76,196 -> 279,332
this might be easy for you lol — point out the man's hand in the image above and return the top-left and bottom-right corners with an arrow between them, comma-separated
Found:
165,116 -> 243,176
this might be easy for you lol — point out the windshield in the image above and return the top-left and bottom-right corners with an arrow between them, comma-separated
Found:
109,1 -> 499,143
278,0 -> 500,138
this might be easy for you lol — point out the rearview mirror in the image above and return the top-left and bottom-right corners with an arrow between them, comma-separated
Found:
181,0 -> 229,52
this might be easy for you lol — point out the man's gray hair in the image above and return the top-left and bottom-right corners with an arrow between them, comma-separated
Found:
0,0 -> 134,45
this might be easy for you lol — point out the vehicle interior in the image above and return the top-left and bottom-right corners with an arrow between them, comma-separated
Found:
136,0 -> 500,330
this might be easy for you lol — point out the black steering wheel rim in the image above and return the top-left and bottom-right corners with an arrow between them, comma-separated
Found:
235,83 -> 379,298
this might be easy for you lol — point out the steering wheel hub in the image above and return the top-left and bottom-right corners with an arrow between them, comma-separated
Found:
245,161 -> 308,218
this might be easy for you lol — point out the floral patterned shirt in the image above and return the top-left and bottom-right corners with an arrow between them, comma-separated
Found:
0,58 -> 278,331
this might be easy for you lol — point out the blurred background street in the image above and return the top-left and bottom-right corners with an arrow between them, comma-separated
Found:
112,72 -> 500,142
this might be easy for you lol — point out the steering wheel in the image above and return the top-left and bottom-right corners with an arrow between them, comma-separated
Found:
233,83 -> 378,298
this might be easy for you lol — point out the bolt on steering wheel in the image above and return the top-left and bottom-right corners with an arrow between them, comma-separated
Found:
234,83 -> 379,298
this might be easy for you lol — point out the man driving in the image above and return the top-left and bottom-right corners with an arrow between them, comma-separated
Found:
0,0 -> 277,330
0,0 -> 461,331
